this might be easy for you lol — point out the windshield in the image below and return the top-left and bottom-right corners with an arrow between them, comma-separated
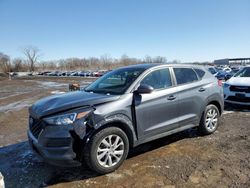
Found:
84,67 -> 145,94
234,67 -> 250,77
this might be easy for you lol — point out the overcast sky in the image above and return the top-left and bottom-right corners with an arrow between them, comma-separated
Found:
0,0 -> 249,62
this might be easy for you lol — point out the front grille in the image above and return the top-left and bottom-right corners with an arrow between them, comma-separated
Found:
230,86 -> 250,93
46,138 -> 72,147
227,96 -> 250,103
29,116 -> 43,139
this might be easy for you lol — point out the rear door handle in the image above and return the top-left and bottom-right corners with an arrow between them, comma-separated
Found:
167,95 -> 176,100
199,87 -> 206,92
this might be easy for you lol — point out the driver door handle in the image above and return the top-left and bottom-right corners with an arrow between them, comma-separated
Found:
167,95 -> 176,100
199,87 -> 206,92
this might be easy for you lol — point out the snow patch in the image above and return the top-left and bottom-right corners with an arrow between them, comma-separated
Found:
36,81 -> 67,88
0,91 -> 30,100
51,90 -> 65,94
223,111 -> 235,115
0,172 -> 4,188
0,100 -> 32,113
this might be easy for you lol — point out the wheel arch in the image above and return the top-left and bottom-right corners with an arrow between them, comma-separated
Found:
207,100 -> 222,115
88,114 -> 137,148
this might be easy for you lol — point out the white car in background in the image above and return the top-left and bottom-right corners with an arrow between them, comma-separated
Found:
223,67 -> 232,73
224,66 -> 250,106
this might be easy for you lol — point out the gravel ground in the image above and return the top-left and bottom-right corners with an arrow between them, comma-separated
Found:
0,77 -> 250,188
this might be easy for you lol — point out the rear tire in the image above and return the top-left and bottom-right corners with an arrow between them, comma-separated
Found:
83,127 -> 129,174
199,104 -> 220,135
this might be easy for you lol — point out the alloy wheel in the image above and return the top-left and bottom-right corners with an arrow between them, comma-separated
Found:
97,135 -> 124,168
205,108 -> 218,131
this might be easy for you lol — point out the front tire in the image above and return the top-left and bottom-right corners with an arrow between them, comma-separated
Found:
83,127 -> 129,174
199,104 -> 220,135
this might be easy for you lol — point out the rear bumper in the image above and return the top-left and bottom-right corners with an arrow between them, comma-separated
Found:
28,129 -> 81,167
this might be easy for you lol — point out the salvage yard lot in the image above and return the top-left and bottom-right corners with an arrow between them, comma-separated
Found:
0,77 -> 250,188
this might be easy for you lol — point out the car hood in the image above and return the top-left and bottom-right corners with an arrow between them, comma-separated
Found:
227,77 -> 250,86
29,91 -> 120,119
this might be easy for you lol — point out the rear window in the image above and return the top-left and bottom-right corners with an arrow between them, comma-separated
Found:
194,68 -> 205,79
174,68 -> 198,85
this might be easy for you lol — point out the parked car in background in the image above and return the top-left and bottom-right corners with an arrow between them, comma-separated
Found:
70,71 -> 79,76
85,71 -> 92,77
78,71 -> 89,77
206,66 -> 232,81
47,71 -> 61,76
28,63 -> 223,174
37,72 -> 43,75
224,66 -> 250,106
223,67 -> 232,73
215,66 -> 223,71
230,66 -> 241,74
27,72 -> 33,76
47,72 -> 54,76
11,72 -> 18,76
43,71 -> 51,76
91,71 -> 100,77
207,67 -> 218,76
215,70 -> 233,81
97,70 -> 108,77
65,71 -> 73,76
57,71 -> 62,76
61,72 -> 67,76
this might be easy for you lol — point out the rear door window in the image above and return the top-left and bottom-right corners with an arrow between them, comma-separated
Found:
141,68 -> 172,90
173,68 -> 198,85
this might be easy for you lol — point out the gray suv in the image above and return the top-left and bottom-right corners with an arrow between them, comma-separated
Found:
28,64 -> 224,174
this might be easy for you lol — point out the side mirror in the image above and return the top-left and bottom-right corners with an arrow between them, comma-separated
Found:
135,84 -> 154,94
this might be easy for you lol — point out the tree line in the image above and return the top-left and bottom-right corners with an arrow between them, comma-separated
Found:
0,47 -> 173,73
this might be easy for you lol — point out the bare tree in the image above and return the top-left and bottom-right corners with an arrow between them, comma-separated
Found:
12,58 -> 24,72
144,55 -> 153,64
35,55 -> 169,71
0,52 -> 11,73
22,46 -> 41,71
154,56 -> 167,63
39,61 -> 47,71
120,54 -> 131,66
100,54 -> 113,70
172,59 -> 181,64
89,57 -> 100,70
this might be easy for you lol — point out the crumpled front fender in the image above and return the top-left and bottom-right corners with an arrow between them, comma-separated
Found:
92,113 -> 138,147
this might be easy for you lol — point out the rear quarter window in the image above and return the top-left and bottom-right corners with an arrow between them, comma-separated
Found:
173,68 -> 199,85
194,68 -> 205,79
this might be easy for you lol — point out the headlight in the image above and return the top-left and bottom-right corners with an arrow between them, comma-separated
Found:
44,110 -> 91,125
44,113 -> 77,125
223,83 -> 230,88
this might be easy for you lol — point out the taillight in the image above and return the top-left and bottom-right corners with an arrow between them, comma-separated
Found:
218,80 -> 223,87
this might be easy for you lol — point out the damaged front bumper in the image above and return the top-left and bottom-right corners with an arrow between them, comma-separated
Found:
28,120 -> 86,167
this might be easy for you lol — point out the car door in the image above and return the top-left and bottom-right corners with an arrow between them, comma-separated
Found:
134,67 -> 179,140
173,67 -> 208,127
